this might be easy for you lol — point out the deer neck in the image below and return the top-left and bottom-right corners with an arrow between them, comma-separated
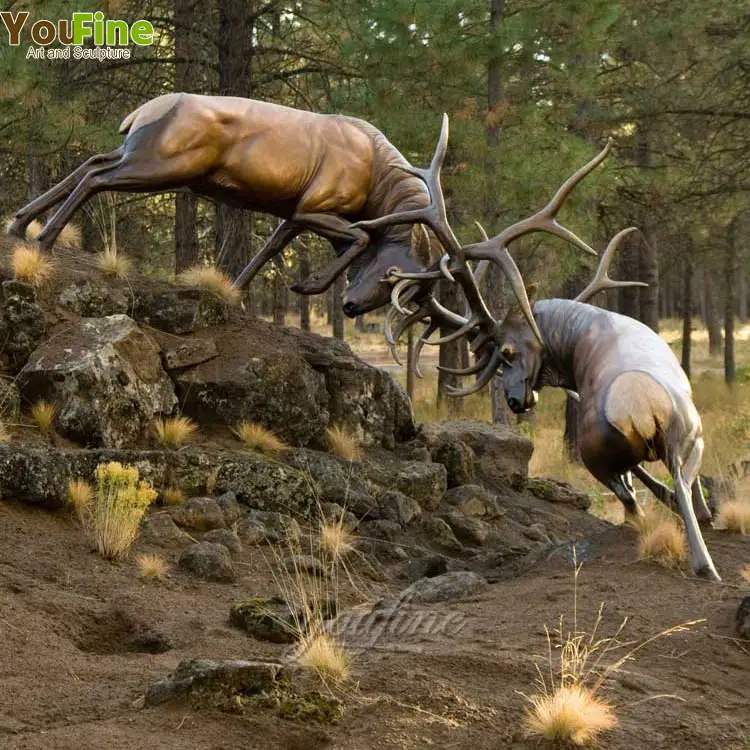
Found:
533,299 -> 610,392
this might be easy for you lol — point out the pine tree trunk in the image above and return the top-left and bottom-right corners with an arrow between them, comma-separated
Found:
332,275 -> 345,340
704,270 -> 723,356
174,0 -> 199,273
618,231 -> 640,319
215,0 -> 254,278
681,257 -> 692,379
298,247 -> 311,331
406,327 -> 415,402
635,126 -> 659,332
272,271 -> 286,326
436,280 -> 463,416
725,220 -> 737,384
738,264 -> 747,324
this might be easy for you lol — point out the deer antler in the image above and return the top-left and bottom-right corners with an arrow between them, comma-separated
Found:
575,227 -> 647,303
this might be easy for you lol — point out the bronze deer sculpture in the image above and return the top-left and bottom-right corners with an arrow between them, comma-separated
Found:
8,92 -> 447,315
363,125 -> 720,582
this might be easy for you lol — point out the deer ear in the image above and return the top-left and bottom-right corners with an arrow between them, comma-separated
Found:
410,224 -> 432,267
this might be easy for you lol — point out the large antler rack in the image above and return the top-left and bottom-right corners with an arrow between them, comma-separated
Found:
575,227 -> 647,303
360,118 -> 620,390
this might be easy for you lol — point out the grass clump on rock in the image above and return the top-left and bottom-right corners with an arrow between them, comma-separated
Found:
69,462 -> 157,560
31,399 -> 57,435
234,420 -> 289,457
326,424 -> 361,462
11,242 -> 54,287
162,486 -> 185,506
178,265 -> 240,305
98,247 -> 131,278
154,415 -> 197,448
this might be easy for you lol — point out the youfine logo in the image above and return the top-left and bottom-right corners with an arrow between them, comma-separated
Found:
0,10 -> 155,61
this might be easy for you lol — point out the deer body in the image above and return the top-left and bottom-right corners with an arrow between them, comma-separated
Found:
501,298 -> 718,580
8,93 -> 431,313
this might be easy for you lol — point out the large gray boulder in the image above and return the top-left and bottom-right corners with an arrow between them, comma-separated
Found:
18,314 -> 176,448
417,419 -> 533,489
173,318 -> 414,450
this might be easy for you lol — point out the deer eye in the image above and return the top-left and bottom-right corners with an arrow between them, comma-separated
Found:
500,344 -> 516,363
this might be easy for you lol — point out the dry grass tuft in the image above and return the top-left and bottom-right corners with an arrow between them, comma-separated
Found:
0,421 -> 10,443
716,500 -> 750,534
74,461 -> 157,559
327,424 -> 361,462
136,553 -> 168,581
295,631 -> 351,683
22,219 -> 42,240
741,564 -> 750,584
11,242 -> 54,287
57,223 -> 81,249
523,551 -> 702,746
319,515 -> 355,561
98,247 -> 131,277
162,486 -> 185,506
31,400 -> 57,434
635,507 -> 688,568
178,265 -> 240,304
154,416 -> 197,449
525,684 -> 616,746
66,478 -> 93,525
234,421 -> 289,456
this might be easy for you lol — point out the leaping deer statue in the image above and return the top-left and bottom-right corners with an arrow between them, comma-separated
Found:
360,119 -> 720,582
7,92 -> 446,315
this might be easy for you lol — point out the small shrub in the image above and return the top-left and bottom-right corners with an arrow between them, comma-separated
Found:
11,242 -> 53,287
57,223 -> 81,249
136,553 -> 168,581
635,507 -> 687,568
31,400 -> 56,434
74,461 -> 157,559
154,416 -> 197,448
525,684 -> 616,746
162,486 -> 185,506
66,478 -> 93,524
178,265 -> 240,304
716,500 -> 750,534
295,631 -> 351,683
98,247 -> 131,277
234,421 -> 289,456
327,425 -> 361,461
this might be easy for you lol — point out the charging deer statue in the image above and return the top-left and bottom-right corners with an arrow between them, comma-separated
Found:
363,120 -> 720,581
7,92 -> 446,315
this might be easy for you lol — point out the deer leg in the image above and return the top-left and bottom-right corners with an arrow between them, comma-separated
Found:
631,465 -> 677,512
288,213 -> 370,295
8,150 -> 122,239
603,473 -> 645,521
669,455 -> 720,581
691,480 -> 713,527
233,220 -> 302,291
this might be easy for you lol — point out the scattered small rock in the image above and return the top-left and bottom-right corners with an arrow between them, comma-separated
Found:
441,484 -> 502,519
434,440 -> 475,488
443,511 -> 491,547
525,477 -> 591,510
400,571 -> 487,603
144,658 -> 285,707
358,519 -> 403,543
378,490 -> 422,526
419,516 -> 464,554
283,555 -> 326,578
161,337 -> 218,370
320,502 -> 358,531
215,490 -> 243,525
202,528 -> 242,556
237,510 -> 301,545
230,597 -> 337,644
169,496 -> 226,532
140,512 -> 193,549
178,542 -> 236,582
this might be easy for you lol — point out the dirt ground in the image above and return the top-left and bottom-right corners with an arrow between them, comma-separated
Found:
1,499 -> 748,750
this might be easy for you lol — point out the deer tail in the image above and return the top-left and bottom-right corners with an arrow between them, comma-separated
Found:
118,104 -> 145,134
